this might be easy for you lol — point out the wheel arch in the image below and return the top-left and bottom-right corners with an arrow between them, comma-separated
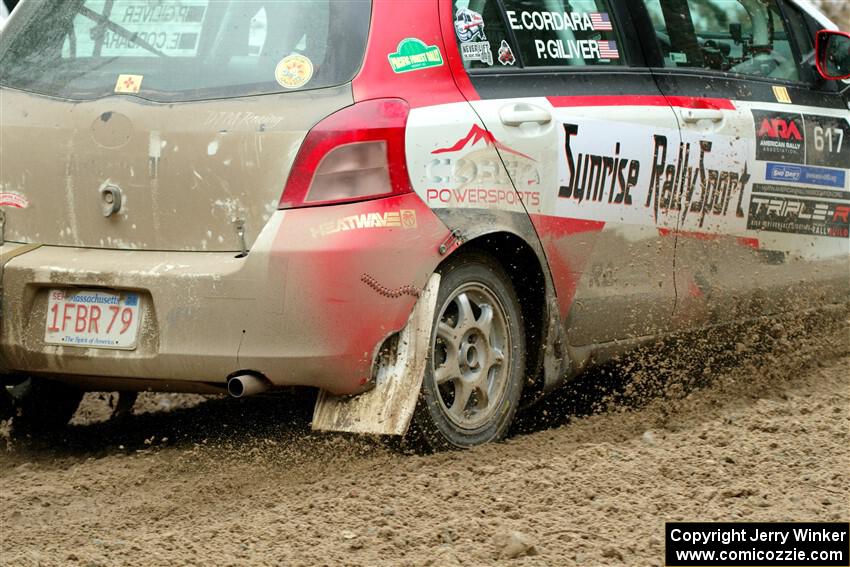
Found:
438,226 -> 570,401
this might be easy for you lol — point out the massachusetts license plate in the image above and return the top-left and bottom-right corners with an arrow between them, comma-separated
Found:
45,289 -> 142,350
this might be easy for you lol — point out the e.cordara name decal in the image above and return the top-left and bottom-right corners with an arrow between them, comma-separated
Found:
311,210 -> 417,238
506,11 -> 612,32
558,125 -> 749,228
748,193 -> 849,238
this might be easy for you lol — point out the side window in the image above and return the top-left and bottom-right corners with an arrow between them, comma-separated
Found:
642,0 -> 801,82
451,0 -> 624,70
780,2 -> 814,68
452,1 -> 518,69
503,0 -> 624,67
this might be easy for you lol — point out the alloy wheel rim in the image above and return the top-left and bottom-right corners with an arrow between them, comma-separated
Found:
430,282 -> 511,430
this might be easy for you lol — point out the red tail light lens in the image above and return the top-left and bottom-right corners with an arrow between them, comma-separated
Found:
278,98 -> 412,209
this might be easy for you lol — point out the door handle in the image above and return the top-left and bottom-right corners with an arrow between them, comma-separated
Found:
499,103 -> 552,126
681,108 -> 724,123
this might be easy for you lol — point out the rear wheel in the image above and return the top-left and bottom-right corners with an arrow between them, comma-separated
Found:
2,377 -> 84,435
413,253 -> 525,450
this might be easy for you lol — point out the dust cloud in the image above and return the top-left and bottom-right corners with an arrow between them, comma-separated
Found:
1,309 -> 848,566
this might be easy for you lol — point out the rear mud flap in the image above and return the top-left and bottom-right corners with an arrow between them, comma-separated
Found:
312,273 -> 440,436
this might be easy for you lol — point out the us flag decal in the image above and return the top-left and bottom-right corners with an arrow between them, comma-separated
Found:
597,40 -> 619,59
590,12 -> 613,31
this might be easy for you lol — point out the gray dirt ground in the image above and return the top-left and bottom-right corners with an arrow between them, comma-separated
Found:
1,313 -> 848,567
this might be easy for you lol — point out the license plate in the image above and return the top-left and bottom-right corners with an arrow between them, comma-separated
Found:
45,289 -> 142,350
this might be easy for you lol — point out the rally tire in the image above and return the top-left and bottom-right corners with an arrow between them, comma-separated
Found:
413,252 -> 525,450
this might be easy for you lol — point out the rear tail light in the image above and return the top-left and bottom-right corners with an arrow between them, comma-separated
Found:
279,98 -> 412,209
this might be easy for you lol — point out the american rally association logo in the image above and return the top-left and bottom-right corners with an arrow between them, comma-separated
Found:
753,110 -> 804,163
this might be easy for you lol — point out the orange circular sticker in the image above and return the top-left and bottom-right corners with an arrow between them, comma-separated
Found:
275,54 -> 313,89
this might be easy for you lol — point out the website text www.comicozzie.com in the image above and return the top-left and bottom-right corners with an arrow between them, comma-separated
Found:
665,523 -> 849,567
672,548 -> 844,564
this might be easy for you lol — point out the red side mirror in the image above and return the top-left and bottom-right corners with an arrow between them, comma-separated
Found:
816,30 -> 850,81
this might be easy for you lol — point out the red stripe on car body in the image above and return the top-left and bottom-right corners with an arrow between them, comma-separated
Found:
547,95 -> 735,110
530,215 -> 606,320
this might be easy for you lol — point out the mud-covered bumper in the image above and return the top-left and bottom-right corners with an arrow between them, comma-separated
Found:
0,194 -> 448,395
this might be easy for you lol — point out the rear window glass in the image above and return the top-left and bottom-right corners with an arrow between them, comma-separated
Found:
0,0 -> 371,102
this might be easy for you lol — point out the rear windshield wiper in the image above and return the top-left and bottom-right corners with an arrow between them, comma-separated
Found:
78,4 -> 168,58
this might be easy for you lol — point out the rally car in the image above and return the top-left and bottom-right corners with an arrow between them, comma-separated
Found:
0,0 -> 848,449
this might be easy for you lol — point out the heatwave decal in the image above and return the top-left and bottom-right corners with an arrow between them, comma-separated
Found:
747,193 -> 849,238
558,124 -> 750,228
311,210 -> 417,238
0,191 -> 30,208
388,38 -> 444,73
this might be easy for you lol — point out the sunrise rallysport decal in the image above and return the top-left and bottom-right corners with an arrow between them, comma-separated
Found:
559,124 -> 749,229
388,38 -> 443,73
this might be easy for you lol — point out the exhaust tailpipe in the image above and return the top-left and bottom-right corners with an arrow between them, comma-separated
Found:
227,374 -> 268,398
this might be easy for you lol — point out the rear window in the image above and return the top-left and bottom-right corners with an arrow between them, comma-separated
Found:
0,0 -> 371,102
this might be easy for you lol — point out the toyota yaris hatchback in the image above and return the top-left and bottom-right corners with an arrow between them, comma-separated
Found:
1,0 -> 848,448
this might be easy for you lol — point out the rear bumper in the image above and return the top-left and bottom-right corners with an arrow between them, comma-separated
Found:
0,194 -> 448,395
